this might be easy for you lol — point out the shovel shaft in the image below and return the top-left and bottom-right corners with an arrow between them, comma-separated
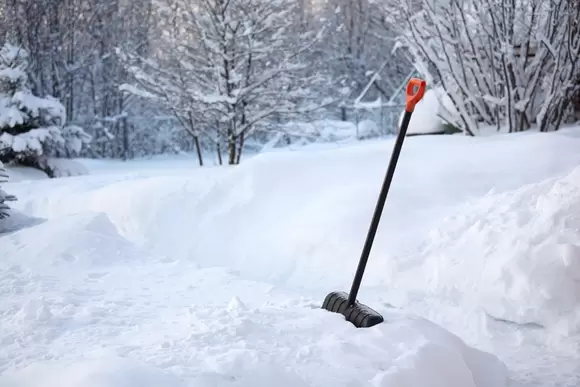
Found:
347,109 -> 415,306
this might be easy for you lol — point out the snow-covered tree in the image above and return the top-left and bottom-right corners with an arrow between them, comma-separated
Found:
397,0 -> 580,134
121,0 -> 330,165
0,161 -> 16,219
0,43 -> 91,176
308,0 -> 411,121
0,0 -> 164,160
0,0 -> 425,158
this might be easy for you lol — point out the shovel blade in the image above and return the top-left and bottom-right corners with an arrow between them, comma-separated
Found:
322,291 -> 384,328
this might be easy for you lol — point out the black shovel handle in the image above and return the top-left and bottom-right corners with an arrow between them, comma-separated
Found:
347,78 -> 427,306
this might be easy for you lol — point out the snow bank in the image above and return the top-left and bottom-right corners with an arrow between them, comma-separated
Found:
0,310 -> 507,387
10,129 -> 580,293
104,145 -> 415,287
6,125 -> 580,386
409,166 -> 580,333
0,200 -> 507,387
0,212 -> 144,268
6,143 -> 407,288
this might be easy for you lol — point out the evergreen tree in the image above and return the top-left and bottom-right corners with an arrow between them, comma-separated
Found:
0,43 -> 91,176
0,161 -> 15,219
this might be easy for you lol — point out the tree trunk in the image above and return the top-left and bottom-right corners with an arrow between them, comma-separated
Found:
228,136 -> 237,165
122,119 -> 129,161
235,133 -> 245,165
216,141 -> 223,165
194,135 -> 203,166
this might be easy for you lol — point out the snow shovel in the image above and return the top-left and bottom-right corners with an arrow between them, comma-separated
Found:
321,77 -> 427,328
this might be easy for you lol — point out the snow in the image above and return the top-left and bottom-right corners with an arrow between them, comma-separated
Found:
0,128 -> 55,154
400,87 -> 458,135
263,119 -> 360,149
0,43 -> 91,164
62,125 -> 92,155
0,96 -> 26,128
4,165 -> 49,182
406,166 -> 580,333
357,119 -> 381,139
11,91 -> 66,126
44,158 -> 89,178
118,83 -> 160,100
2,125 -> 580,386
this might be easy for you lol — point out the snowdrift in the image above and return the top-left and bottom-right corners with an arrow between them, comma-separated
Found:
0,208 -> 507,387
1,212 -> 144,269
8,129 -> 580,295
5,127 -> 580,386
0,313 -> 507,387
407,166 -> 580,333
6,142 -> 412,289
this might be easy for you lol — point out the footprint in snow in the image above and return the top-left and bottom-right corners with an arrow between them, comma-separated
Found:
86,272 -> 109,280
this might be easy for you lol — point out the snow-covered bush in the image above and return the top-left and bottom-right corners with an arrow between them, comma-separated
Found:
398,87 -> 460,136
0,43 -> 91,176
357,120 -> 381,139
0,161 -> 15,219
399,0 -> 580,135
260,120 -> 360,149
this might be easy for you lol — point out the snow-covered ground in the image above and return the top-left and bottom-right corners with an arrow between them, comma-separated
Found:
2,125 -> 580,386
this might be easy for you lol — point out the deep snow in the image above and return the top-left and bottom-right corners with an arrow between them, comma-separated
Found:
2,125 -> 580,386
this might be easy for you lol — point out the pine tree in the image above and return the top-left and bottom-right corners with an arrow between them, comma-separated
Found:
0,43 -> 91,176
0,161 -> 16,219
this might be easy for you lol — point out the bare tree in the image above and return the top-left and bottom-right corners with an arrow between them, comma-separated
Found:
121,0 -> 327,165
396,0 -> 580,135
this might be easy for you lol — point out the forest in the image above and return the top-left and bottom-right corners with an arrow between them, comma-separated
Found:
0,0 -> 578,171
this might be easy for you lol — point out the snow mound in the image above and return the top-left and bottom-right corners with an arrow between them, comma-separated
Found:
8,144 -> 405,288
0,310 -> 507,387
76,176 -> 216,251
414,166 -> 580,333
14,130 -> 580,293
179,146 -> 403,287
0,212 -> 144,269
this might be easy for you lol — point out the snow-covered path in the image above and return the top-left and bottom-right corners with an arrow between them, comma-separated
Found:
2,127 -> 580,386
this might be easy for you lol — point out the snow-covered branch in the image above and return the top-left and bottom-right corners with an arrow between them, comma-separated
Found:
0,43 -> 91,175
121,0 -> 327,165
398,0 -> 580,134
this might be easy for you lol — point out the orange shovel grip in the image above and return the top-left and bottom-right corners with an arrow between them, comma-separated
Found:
405,78 -> 427,112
